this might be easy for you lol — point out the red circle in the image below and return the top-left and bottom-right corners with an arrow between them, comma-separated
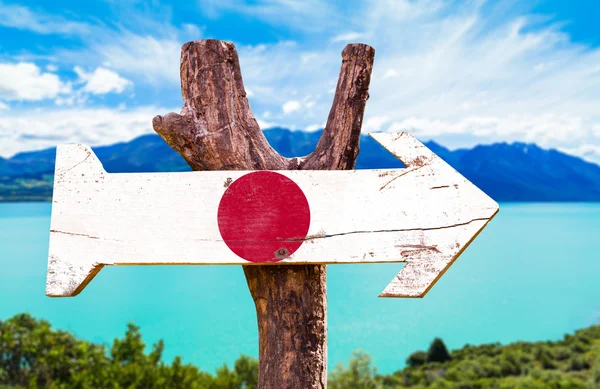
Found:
217,171 -> 311,263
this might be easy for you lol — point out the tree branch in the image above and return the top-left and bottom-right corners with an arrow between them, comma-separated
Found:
152,39 -> 289,171
152,39 -> 375,389
302,44 -> 375,170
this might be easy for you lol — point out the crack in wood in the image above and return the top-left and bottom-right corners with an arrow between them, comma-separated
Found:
396,244 -> 441,253
49,229 -> 123,242
190,217 -> 492,244
302,217 -> 491,241
379,163 -> 430,190
59,149 -> 92,177
50,229 -> 99,239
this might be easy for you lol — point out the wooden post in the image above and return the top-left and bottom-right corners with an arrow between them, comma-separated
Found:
152,39 -> 375,389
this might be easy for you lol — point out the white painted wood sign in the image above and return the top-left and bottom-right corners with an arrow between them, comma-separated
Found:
47,132 -> 498,298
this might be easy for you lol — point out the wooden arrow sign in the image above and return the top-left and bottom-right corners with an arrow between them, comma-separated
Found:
46,132 -> 498,298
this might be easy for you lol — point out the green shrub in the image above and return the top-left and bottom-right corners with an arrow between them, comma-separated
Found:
1,313 -> 599,388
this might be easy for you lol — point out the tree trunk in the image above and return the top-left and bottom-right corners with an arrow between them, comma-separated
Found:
153,39 -> 374,389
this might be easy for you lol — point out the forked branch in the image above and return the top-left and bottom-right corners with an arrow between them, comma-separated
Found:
152,39 -> 374,171
152,39 -> 375,389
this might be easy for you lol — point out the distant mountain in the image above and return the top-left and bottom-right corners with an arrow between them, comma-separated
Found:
1,127 -> 599,202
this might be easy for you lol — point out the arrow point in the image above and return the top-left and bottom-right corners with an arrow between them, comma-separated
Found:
368,135 -> 500,298
379,209 -> 498,298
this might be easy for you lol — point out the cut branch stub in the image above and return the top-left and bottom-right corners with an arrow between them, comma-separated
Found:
152,39 -> 375,389
301,43 -> 375,170
152,40 -> 288,171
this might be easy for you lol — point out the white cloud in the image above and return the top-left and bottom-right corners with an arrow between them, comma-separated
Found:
40,10 -> 201,86
559,145 -> 600,165
386,114 -> 585,144
181,23 -> 203,38
305,122 -> 325,132
366,0 -> 447,24
0,106 -> 176,157
4,0 -> 600,164
0,3 -> 89,35
92,33 -> 184,84
282,100 -> 302,114
227,0 -> 600,161
363,116 -> 391,132
0,62 -> 71,101
256,119 -> 277,129
74,66 -> 132,95
0,102 -> 9,111
199,0 -> 347,32
383,69 -> 399,79
331,32 -> 366,43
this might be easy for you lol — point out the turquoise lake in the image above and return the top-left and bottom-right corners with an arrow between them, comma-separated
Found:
0,202 -> 599,374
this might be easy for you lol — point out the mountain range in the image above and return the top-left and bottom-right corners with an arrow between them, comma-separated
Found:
1,127 -> 599,202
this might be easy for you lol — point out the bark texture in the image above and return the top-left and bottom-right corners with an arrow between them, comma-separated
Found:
153,39 -> 374,389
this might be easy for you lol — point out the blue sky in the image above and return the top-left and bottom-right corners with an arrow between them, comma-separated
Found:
1,0 -> 600,163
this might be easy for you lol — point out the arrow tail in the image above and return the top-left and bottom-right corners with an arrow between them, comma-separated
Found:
47,145 -> 106,297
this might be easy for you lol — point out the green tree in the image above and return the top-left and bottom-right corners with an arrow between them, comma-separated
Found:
212,364 -> 239,389
427,338 -> 451,363
590,351 -> 600,389
0,313 -> 109,388
0,313 -> 220,389
406,350 -> 428,368
234,355 -> 258,389
329,350 -> 381,389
